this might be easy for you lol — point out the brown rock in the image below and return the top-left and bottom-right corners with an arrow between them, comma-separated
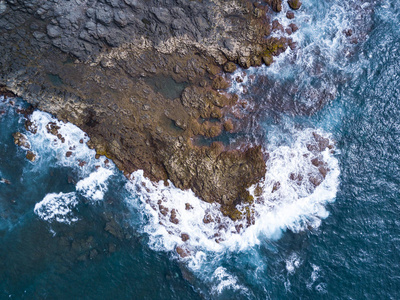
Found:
223,62 -> 237,73
263,55 -> 273,66
254,185 -> 263,197
319,166 -> 329,178
46,122 -> 60,136
272,20 -> 284,32
212,75 -> 230,90
25,120 -> 37,134
288,0 -> 302,10
289,23 -> 299,33
0,0 -> 290,223
203,214 -> 214,224
181,233 -> 190,242
268,0 -> 282,12
238,56 -> 251,69
66,151 -> 73,157
0,86 -> 16,98
286,11 -> 295,19
313,132 -> 331,151
289,42 -> 297,50
13,132 -> 30,149
251,56 -> 262,67
236,76 -> 244,83
176,246 -> 190,258
170,209 -> 179,224
223,119 -> 234,132
311,157 -> 323,167
309,175 -> 322,187
26,151 -> 36,162
289,173 -> 303,185
159,204 -> 169,216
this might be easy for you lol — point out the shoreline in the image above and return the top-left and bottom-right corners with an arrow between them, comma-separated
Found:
0,0 -> 302,220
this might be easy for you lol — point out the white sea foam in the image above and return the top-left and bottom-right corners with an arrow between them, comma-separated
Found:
229,0 -> 372,98
76,167 -> 113,201
245,128 -> 340,239
34,192 -> 78,224
126,170 -> 236,253
286,253 -> 302,274
26,110 -> 113,176
125,128 -> 340,259
307,264 -> 322,290
211,267 -> 248,295
25,110 -> 116,221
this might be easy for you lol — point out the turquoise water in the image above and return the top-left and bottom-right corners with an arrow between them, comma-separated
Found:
1,0 -> 400,299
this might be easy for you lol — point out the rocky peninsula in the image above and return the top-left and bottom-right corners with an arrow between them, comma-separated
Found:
0,0 -> 301,220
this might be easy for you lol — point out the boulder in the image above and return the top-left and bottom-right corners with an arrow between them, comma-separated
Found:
288,0 -> 302,10
223,62 -> 237,73
26,151 -> 36,162
13,132 -> 30,149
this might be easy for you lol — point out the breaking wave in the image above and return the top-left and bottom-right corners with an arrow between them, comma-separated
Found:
229,0 -> 373,115
125,127 -> 339,259
34,192 -> 78,224
76,167 -> 114,201
23,110 -> 116,224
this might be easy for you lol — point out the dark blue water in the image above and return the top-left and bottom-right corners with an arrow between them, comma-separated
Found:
1,0 -> 400,299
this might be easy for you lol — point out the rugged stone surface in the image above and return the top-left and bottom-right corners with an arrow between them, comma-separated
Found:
13,132 -> 30,149
0,0 -> 295,219
26,150 -> 37,162
287,0 -> 302,10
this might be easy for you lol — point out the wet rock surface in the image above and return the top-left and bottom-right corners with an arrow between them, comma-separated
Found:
0,0 -> 298,219
12,132 -> 30,149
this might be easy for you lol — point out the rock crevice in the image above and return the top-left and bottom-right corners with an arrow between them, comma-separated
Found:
0,0 -> 297,220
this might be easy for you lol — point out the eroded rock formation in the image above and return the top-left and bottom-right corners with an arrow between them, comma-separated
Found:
0,0 -> 297,219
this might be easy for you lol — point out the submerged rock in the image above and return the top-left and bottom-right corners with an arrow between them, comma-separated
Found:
105,218 -> 124,239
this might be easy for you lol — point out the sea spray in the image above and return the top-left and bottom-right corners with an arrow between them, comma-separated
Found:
26,110 -> 113,176
76,167 -> 114,201
228,0 -> 373,115
124,127 -> 340,258
34,192 -> 78,224
23,110 -> 117,223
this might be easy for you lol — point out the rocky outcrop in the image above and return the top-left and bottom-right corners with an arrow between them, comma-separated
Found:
0,0 -> 297,219
12,131 -> 37,161
287,0 -> 302,10
13,132 -> 30,149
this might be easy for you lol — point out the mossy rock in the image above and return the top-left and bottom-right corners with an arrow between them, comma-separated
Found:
288,0 -> 302,10
221,205 -> 243,221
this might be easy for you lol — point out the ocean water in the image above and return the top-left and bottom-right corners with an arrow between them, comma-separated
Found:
1,0 -> 400,299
